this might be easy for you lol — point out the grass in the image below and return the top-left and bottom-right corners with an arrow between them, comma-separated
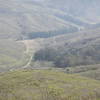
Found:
64,64 -> 100,80
0,70 -> 99,100
0,39 -> 28,72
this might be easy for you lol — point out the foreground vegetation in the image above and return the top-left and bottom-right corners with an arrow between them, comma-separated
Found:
0,70 -> 100,100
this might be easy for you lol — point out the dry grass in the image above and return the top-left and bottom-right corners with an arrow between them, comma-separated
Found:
0,70 -> 99,100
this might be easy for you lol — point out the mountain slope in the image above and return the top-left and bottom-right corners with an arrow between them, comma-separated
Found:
1,0 -> 98,40
22,28 -> 100,68
0,39 -> 28,72
0,0 -> 82,40
0,0 -> 100,72
42,0 -> 100,23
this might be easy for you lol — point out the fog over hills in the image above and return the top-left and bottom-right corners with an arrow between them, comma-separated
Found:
42,0 -> 100,23
0,0 -> 80,39
1,0 -> 100,40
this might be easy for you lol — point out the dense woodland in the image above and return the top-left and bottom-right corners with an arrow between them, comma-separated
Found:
27,27 -> 78,39
34,44 -> 100,67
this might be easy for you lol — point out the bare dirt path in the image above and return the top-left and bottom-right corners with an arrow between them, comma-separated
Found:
18,39 -> 44,69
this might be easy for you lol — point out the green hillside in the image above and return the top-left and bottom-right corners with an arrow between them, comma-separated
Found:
0,70 -> 100,100
0,39 -> 28,72
62,64 -> 100,80
74,64 -> 100,80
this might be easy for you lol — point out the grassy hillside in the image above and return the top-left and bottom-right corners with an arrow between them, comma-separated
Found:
74,64 -> 100,80
1,0 -> 98,40
62,64 -> 100,80
0,0 -> 83,40
0,70 -> 100,100
0,39 -> 28,72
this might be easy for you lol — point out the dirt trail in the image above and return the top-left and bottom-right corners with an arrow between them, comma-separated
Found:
19,39 -> 44,68
21,40 -> 34,68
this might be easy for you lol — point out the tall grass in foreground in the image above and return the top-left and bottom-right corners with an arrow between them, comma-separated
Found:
0,70 -> 100,100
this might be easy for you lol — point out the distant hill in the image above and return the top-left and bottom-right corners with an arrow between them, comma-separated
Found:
0,0 -> 97,40
42,0 -> 100,23
0,0 -> 78,39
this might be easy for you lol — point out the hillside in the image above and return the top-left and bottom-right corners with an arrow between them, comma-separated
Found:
0,39 -> 28,72
20,28 -> 100,68
1,0 -> 99,40
0,0 -> 83,40
42,0 -> 100,23
0,0 -> 100,72
1,27 -> 100,74
0,70 -> 100,100
74,64 -> 100,80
